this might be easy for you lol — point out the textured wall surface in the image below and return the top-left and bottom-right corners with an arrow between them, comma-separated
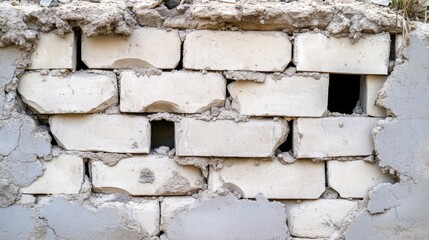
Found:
0,0 -> 428,239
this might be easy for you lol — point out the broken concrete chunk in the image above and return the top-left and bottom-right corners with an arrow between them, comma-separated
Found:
82,28 -> 181,69
175,118 -> 288,157
209,159 -> 325,199
92,155 -> 204,195
21,155 -> 84,194
50,114 -> 150,153
294,33 -> 390,74
161,197 -> 199,231
293,117 -> 379,158
284,199 -> 359,238
120,70 -> 226,113
228,74 -> 329,117
29,32 -> 76,69
18,71 -> 118,114
165,195 -> 288,240
327,160 -> 395,198
360,75 -> 387,117
183,30 -> 291,72
223,71 -> 266,83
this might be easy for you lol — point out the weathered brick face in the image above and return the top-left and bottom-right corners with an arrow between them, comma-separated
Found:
5,1 -> 423,239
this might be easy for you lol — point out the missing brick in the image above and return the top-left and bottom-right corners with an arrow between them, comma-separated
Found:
328,74 -> 360,114
151,120 -> 175,150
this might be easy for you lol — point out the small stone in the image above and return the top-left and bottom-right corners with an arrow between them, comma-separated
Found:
164,0 -> 181,9
40,0 -> 59,7
371,0 -> 390,6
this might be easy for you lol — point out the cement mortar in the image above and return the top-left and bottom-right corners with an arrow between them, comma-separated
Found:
0,0 -> 402,49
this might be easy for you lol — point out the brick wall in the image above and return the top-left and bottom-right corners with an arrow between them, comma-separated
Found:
2,1 -> 427,240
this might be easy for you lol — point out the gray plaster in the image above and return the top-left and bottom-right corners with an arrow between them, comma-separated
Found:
0,47 -> 23,115
346,23 -> 429,239
378,23 -> 429,119
0,114 -> 50,188
374,118 -> 429,180
345,180 -> 429,239
0,205 -> 35,240
39,197 -> 141,240
165,195 -> 289,240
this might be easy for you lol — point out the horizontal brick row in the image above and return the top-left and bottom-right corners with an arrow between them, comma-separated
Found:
18,70 -> 387,117
49,116 -> 381,158
29,29 -> 391,74
23,154 -> 394,199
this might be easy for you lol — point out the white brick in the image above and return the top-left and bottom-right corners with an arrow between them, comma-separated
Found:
175,118 -> 288,157
209,159 -> 325,199
284,200 -> 358,238
360,75 -> 387,117
18,71 -> 118,114
294,33 -> 390,74
28,32 -> 76,69
228,74 -> 329,117
293,117 -> 379,158
21,155 -> 84,194
184,30 -> 291,72
161,197 -> 199,231
50,114 -> 150,153
92,155 -> 204,196
327,160 -> 395,198
120,70 -> 226,113
82,28 -> 181,69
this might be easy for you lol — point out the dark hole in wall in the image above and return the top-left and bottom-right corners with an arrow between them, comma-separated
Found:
286,61 -> 296,69
175,42 -> 184,70
225,79 -> 234,98
164,0 -> 180,9
328,74 -> 360,114
151,120 -> 175,149
73,27 -> 88,70
390,33 -> 397,61
278,121 -> 293,153
83,158 -> 91,180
